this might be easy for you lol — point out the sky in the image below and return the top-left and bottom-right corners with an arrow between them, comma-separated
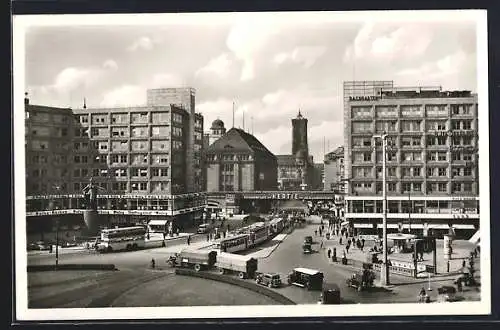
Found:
23,12 -> 479,162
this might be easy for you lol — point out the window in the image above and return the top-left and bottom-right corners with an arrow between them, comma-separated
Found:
131,112 -> 148,124
464,183 -> 472,192
388,183 -> 397,192
401,105 -> 422,117
352,122 -> 372,133
152,112 -> 170,123
172,127 -> 183,137
376,121 -> 397,133
111,155 -> 119,163
463,136 -> 473,145
131,169 -> 139,177
427,167 -> 435,177
111,113 -> 128,124
402,182 -> 411,192
82,169 -> 88,177
427,152 -> 437,161
413,167 -> 421,176
387,152 -> 397,162
375,106 -> 397,118
426,105 -> 447,117
413,183 -> 422,192
438,152 -> 447,161
402,168 -> 411,177
451,121 -> 460,130
173,113 -> 183,124
452,182 -> 461,192
463,167 -> 472,176
131,127 -> 147,137
401,121 -> 421,132
132,140 -> 148,151
93,169 -> 99,177
452,167 -> 461,177
463,120 -> 472,130
388,167 -> 396,177
352,106 -> 372,119
438,183 -> 447,192
463,153 -> 473,161
152,168 -> 160,177
73,183 -> 80,191
438,168 -> 447,176
112,127 -> 128,137
152,140 -> 169,151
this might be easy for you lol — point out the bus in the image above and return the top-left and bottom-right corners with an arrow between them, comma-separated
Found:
216,234 -> 250,253
98,226 -> 147,252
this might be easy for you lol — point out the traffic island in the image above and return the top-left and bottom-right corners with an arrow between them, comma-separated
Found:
174,268 -> 296,305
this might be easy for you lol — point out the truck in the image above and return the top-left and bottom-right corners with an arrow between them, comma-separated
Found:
167,249 -> 217,272
215,252 -> 258,279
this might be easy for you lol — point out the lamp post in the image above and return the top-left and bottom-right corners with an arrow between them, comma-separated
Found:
373,133 -> 389,286
408,189 -> 412,234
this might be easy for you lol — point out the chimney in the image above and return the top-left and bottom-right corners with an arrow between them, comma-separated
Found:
24,92 -> 29,105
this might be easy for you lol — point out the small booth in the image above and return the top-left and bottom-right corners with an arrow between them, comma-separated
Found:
387,233 -> 417,253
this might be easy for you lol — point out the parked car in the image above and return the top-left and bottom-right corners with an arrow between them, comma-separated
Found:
256,273 -> 282,288
318,283 -> 341,304
304,236 -> 313,244
287,267 -> 324,291
437,285 -> 457,302
197,223 -> 212,234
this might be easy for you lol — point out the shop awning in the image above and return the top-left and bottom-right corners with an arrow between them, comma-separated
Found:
147,219 -> 169,226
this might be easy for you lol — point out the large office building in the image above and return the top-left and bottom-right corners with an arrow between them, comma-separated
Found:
323,146 -> 345,192
343,81 -> 479,236
25,88 -> 206,234
277,111 -> 314,190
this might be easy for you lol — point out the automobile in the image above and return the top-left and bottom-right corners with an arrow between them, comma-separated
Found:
197,223 -> 212,234
287,267 -> 324,291
437,285 -> 457,302
346,269 -> 376,292
34,241 -> 51,251
303,243 -> 313,254
256,273 -> 282,288
318,283 -> 341,304
304,236 -> 313,244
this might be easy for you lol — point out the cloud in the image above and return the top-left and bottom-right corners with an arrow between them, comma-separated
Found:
344,23 -> 432,63
196,53 -> 233,78
100,85 -> 147,107
396,50 -> 469,79
273,46 -> 327,68
226,18 -> 280,81
127,36 -> 155,52
102,59 -> 118,70
149,73 -> 184,88
197,98 -> 234,117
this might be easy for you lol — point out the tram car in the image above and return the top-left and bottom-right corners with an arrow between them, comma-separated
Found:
248,222 -> 270,248
216,233 -> 251,253
269,218 -> 284,236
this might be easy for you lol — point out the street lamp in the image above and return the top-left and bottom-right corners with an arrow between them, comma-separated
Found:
373,133 -> 389,286
51,184 -> 61,270
408,189 -> 412,234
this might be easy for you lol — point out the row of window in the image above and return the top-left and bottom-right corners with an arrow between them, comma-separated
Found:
76,112 -> 173,125
352,135 -> 475,149
206,154 -> 253,162
351,104 -> 475,119
71,181 -> 170,193
352,166 -> 474,178
71,167 -> 170,178
27,112 -> 71,123
352,181 -> 474,193
352,151 -> 475,163
352,120 -> 475,134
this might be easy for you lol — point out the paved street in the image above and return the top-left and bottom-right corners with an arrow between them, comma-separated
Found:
27,215 -> 481,307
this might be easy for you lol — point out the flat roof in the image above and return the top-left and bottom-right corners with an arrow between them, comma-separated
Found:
294,267 -> 322,276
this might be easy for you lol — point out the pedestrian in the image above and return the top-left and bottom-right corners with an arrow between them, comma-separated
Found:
187,235 -> 191,246
462,259 -> 466,269
314,230 -> 318,236
339,237 -> 343,245
446,260 -> 450,273
151,258 -> 155,269
456,278 -> 463,292
321,224 -> 325,232
319,228 -> 322,237
327,249 -> 332,259
418,287 -> 426,303
361,238 -> 365,248
332,247 -> 337,262
320,240 -> 324,249
346,244 -> 350,253
207,234 -> 209,242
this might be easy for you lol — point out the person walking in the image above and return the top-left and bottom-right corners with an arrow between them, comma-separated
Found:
187,235 -> 191,246
339,237 -> 343,245
207,234 -> 210,242
151,258 -> 156,269
346,244 -> 350,254
332,247 -> 337,262
327,248 -> 332,259
314,230 -> 318,236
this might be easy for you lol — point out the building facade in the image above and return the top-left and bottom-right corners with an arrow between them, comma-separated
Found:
343,81 -> 479,236
25,88 -> 206,234
205,128 -> 278,215
323,146 -> 345,192
277,111 -> 314,190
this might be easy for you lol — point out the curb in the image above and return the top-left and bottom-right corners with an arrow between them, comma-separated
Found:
174,268 -> 295,305
255,234 -> 289,259
27,264 -> 118,272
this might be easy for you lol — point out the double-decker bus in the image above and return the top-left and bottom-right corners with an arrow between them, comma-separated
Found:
98,226 -> 147,252
216,234 -> 250,253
